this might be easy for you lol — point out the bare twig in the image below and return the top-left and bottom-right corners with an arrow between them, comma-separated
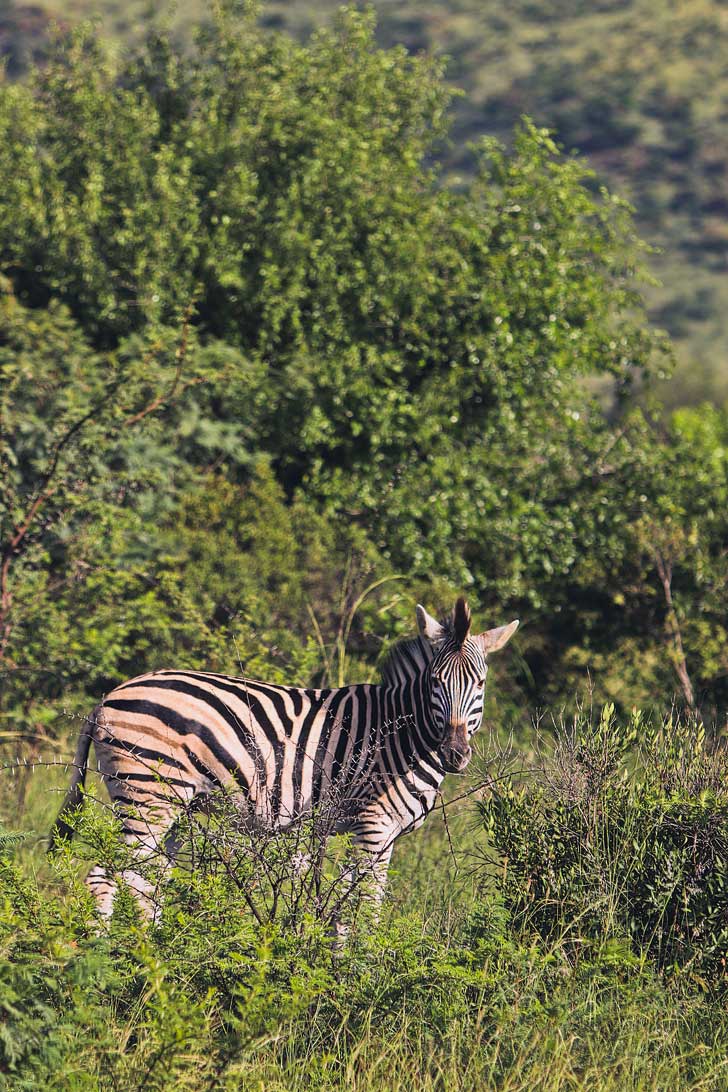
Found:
653,548 -> 697,715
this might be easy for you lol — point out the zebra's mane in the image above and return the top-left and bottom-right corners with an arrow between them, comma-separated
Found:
379,635 -> 433,686
452,596 -> 472,646
380,601 -> 473,685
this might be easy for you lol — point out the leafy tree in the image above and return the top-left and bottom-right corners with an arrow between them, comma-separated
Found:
0,6 -> 663,562
7,2 -> 724,726
0,281 -> 234,727
540,403 -> 728,716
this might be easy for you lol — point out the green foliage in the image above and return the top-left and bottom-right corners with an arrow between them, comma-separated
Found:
258,0 -> 728,402
1,8 -> 728,1086
0,8 -> 450,349
483,706 -> 728,983
551,403 -> 728,715
0,3 -> 725,742
0,4 -> 692,736
12,0 -> 728,398
1,457 -> 390,739
5,743 -> 728,1089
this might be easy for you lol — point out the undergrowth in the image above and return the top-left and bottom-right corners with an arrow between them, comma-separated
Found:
2,708 -> 728,1090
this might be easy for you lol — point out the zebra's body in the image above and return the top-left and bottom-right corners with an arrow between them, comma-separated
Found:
52,599 -> 518,921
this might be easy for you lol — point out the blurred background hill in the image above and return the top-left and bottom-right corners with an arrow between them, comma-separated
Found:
2,0 -> 727,407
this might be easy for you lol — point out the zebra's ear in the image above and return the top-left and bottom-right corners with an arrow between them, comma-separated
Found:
474,620 -> 519,655
416,604 -> 446,644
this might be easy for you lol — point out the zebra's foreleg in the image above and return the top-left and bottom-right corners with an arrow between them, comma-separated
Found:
330,836 -> 394,944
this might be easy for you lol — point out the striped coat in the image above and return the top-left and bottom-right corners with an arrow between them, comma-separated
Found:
52,599 -> 518,921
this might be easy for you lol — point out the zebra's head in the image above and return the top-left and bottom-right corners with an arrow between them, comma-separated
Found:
416,598 -> 518,774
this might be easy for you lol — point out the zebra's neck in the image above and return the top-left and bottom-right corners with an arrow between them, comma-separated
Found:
379,633 -> 434,689
374,635 -> 445,782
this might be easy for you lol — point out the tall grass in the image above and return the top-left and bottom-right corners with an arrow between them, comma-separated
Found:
2,707 -> 728,1090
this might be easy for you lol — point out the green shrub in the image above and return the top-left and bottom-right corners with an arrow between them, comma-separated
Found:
6,779 -> 728,1089
482,705 -> 728,984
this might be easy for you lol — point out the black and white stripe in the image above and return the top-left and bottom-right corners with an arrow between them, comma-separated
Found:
51,599 -> 518,919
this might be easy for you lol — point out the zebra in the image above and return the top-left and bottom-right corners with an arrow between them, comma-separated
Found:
50,598 -> 518,924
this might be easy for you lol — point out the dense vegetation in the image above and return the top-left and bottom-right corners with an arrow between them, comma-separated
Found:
4,712 -> 728,1089
1,4 -> 728,1089
2,4 -> 727,732
4,0 -> 728,402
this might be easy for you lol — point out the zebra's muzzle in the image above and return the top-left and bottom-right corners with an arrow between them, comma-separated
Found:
439,723 -> 472,774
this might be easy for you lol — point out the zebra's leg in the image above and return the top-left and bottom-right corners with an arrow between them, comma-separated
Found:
85,865 -> 118,917
86,801 -> 184,922
331,833 -> 395,944
354,837 -> 394,916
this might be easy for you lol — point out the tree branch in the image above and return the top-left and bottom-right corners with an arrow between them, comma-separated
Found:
0,301 -> 200,662
653,548 -> 697,714
122,303 -> 195,428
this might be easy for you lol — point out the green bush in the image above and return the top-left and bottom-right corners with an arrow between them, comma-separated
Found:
0,4 -> 664,598
7,2 -> 728,724
483,706 -> 728,984
5,770 -> 728,1090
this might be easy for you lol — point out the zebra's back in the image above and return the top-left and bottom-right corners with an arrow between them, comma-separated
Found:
94,668 -> 379,827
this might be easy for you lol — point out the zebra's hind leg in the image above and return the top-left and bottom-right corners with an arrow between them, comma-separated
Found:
85,864 -> 118,918
86,800 -> 185,922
